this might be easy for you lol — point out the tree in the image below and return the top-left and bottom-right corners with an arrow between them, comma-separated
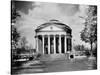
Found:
74,45 -> 85,51
80,6 -> 97,56
11,1 -> 20,23
20,37 -> 28,50
11,1 -> 21,62
11,25 -> 20,49
11,1 -> 21,49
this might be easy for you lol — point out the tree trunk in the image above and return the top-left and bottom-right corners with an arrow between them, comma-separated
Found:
90,41 -> 93,56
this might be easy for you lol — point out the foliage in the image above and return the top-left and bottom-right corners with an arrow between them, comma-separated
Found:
12,8 -> 20,20
80,6 -> 97,55
11,2 -> 21,62
12,25 -> 20,49
19,37 -> 28,49
11,5 -> 21,49
74,44 -> 85,51
11,1 -> 20,23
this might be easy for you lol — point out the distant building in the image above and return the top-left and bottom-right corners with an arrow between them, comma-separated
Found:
35,20 -> 72,55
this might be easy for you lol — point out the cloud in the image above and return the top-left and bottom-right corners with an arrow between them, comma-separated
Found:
15,1 -> 89,48
14,1 -> 34,14
58,3 -> 80,16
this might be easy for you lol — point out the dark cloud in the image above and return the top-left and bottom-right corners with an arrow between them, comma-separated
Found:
12,1 -> 35,14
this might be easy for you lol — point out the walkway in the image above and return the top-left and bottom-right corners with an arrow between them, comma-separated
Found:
12,57 -> 96,74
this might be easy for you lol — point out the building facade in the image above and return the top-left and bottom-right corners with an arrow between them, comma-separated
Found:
35,20 -> 72,55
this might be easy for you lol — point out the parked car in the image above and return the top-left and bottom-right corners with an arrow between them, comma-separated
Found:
74,54 -> 87,59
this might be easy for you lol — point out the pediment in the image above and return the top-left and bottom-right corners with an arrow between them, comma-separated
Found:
39,25 -> 64,32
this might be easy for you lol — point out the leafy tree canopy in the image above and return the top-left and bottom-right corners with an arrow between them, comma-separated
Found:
81,6 -> 97,44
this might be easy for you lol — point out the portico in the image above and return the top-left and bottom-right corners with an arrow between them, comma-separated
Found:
35,20 -> 72,55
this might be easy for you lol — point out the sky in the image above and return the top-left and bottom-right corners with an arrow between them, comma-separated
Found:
13,1 -> 91,49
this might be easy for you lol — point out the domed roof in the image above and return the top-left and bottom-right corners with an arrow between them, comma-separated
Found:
35,19 -> 72,32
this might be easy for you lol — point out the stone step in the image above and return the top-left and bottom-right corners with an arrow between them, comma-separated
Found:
40,54 -> 70,61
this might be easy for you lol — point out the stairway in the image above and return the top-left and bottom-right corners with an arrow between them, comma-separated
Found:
40,53 -> 70,61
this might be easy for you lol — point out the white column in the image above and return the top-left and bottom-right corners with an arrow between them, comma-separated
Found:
59,35 -> 61,53
36,36 -> 39,53
42,35 -> 44,54
66,38 -> 67,52
65,35 -> 67,53
48,35 -> 50,54
54,35 -> 56,54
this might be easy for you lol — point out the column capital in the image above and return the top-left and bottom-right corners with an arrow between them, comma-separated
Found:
47,35 -> 51,37
41,35 -> 44,36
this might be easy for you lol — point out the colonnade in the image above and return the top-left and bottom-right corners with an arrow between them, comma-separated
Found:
36,35 -> 71,54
